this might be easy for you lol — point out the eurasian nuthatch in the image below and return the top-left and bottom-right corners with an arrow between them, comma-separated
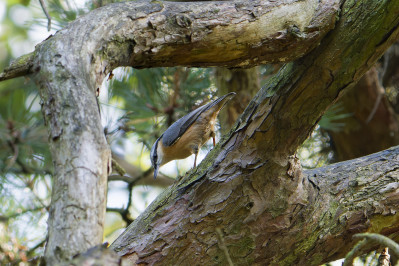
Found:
151,92 -> 236,179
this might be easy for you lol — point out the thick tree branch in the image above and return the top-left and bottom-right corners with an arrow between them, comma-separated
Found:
1,0 -> 339,84
111,144 -> 399,264
302,146 -> 399,263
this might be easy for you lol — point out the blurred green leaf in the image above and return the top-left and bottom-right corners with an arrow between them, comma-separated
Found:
319,103 -> 352,132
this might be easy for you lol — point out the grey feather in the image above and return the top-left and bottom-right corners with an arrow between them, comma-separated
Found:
162,92 -> 235,147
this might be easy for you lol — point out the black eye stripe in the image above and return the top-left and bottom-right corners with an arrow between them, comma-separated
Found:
151,138 -> 160,164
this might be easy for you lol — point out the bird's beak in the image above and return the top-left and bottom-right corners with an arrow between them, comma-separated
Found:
153,164 -> 159,179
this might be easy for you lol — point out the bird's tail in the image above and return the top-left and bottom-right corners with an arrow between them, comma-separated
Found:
208,92 -> 236,112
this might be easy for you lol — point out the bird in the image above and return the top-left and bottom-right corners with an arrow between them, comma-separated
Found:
150,92 -> 236,179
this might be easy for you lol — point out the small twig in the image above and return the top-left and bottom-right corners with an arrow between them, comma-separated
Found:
366,92 -> 383,124
353,233 -> 399,259
5,120 -> 20,170
215,228 -> 234,266
27,239 -> 46,257
108,168 -> 153,186
108,174 -> 136,183
0,206 -> 46,222
108,155 -> 175,188
6,140 -> 19,170
366,71 -> 385,124
106,207 -> 133,224
343,239 -> 367,266
38,0 -> 52,31
111,158 -> 126,176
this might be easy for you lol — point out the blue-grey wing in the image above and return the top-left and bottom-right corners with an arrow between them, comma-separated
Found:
161,92 -> 235,147
162,103 -> 209,147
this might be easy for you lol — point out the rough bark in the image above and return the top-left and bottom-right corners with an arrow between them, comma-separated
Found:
33,29 -> 112,264
1,1 -> 340,263
110,147 -> 399,265
109,0 -> 399,265
304,147 -> 399,264
1,0 -> 340,83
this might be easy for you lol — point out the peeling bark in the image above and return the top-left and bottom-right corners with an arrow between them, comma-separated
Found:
111,144 -> 399,265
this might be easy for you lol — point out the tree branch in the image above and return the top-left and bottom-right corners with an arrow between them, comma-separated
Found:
353,233 -> 399,259
0,52 -> 35,82
38,0 -> 52,31
0,207 -> 46,222
342,239 -> 367,266
1,0 -> 340,85
111,144 -> 399,264
110,154 -> 175,187
216,227 -> 235,266
106,207 -> 133,224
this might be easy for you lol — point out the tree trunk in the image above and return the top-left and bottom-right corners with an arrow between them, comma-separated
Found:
34,40 -> 111,263
32,23 -> 113,262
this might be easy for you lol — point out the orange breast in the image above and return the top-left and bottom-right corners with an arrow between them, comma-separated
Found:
160,107 -> 219,165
